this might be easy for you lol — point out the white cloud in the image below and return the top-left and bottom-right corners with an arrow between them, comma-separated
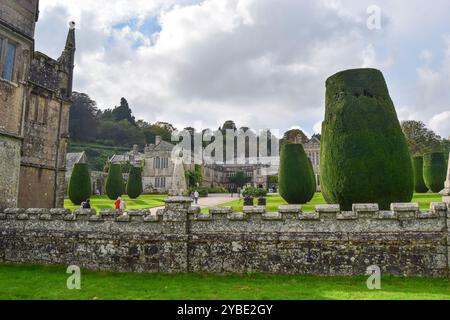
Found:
34,0 -> 450,136
429,111 -> 450,139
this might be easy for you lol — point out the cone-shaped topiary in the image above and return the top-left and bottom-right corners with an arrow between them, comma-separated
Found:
320,68 -> 414,210
412,156 -> 429,193
68,163 -> 92,205
423,152 -> 447,193
105,164 -> 125,200
278,144 -> 316,204
126,166 -> 143,199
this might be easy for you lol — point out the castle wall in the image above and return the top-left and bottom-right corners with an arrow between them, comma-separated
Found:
17,166 -> 56,208
0,135 -> 21,209
0,0 -> 38,38
0,201 -> 448,277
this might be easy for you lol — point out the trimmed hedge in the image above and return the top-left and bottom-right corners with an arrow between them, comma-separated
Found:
423,152 -> 447,192
320,68 -> 414,210
68,163 -> 92,205
105,164 -> 125,200
278,144 -> 316,204
126,166 -> 143,199
412,156 -> 429,193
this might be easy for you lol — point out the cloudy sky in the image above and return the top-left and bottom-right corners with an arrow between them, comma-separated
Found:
35,0 -> 450,138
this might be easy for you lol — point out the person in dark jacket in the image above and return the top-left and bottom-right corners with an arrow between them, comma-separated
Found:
82,199 -> 91,209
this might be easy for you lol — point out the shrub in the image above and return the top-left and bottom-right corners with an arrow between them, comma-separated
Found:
412,156 -> 429,193
126,166 -> 143,199
208,187 -> 229,194
320,68 -> 414,210
68,163 -> 92,205
278,144 -> 316,204
423,152 -> 447,192
105,164 -> 125,200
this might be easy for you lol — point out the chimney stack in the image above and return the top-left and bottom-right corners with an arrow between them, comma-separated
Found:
155,136 -> 162,145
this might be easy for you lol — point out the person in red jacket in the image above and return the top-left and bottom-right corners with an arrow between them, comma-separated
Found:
114,197 -> 121,209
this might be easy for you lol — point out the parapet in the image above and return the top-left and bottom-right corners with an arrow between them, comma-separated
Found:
0,202 -> 448,224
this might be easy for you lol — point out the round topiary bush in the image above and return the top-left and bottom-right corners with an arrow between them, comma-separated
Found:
126,166 -> 143,199
423,152 -> 447,193
412,156 -> 429,193
68,163 -> 92,205
278,144 -> 316,204
105,164 -> 125,200
320,68 -> 414,210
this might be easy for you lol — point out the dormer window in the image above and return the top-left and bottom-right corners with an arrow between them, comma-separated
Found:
0,37 -> 17,82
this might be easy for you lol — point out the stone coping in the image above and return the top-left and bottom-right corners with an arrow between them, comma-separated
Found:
1,202 -> 447,223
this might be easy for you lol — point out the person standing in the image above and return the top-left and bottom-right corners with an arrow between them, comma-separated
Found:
114,197 -> 121,209
194,190 -> 200,205
120,198 -> 127,211
82,199 -> 91,209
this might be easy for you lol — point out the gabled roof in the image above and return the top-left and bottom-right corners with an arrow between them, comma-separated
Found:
148,140 -> 175,152
66,152 -> 86,171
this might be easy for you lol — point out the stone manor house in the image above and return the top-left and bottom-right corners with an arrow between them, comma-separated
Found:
0,0 -> 75,209
97,133 -> 322,194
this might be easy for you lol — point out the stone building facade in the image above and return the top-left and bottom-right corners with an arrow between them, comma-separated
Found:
0,0 -> 75,209
304,136 -> 321,191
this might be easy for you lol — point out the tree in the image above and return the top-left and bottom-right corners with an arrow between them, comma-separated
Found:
186,165 -> 203,188
229,171 -> 251,189
96,120 -> 145,147
105,164 -> 125,200
281,129 -> 309,146
401,121 -> 442,156
126,166 -> 143,199
423,152 -> 447,193
412,156 -> 429,193
139,121 -> 176,144
69,92 -> 98,141
321,68 -> 414,210
68,163 -> 92,205
278,144 -> 316,204
112,97 -> 135,125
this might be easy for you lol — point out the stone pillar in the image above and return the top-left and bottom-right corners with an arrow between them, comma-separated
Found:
441,152 -> 450,204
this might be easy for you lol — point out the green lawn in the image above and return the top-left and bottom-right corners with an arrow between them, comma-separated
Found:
0,264 -> 448,300
218,193 -> 443,213
64,194 -> 166,212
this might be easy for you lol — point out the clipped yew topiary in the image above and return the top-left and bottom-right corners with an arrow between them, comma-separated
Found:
412,156 -> 429,193
105,164 -> 125,200
320,68 -> 414,210
278,144 -> 316,204
126,166 -> 143,199
68,163 -> 92,205
423,152 -> 447,193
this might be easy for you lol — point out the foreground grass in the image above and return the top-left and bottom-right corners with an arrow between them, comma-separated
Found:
219,193 -> 443,213
0,264 -> 449,300
64,194 -> 166,212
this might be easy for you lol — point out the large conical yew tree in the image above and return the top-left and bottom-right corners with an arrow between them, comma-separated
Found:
423,152 -> 447,193
278,144 -> 316,204
320,68 -> 414,210
105,164 -> 125,200
68,163 -> 92,205
126,166 -> 143,199
412,156 -> 429,193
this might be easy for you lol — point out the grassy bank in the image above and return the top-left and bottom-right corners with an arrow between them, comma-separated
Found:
0,264 -> 449,300
64,194 -> 166,211
218,193 -> 443,213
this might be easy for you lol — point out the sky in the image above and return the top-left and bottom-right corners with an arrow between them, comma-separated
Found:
35,0 -> 450,138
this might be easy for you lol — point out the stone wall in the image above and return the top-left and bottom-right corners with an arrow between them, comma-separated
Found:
0,199 -> 449,277
0,136 -> 21,209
